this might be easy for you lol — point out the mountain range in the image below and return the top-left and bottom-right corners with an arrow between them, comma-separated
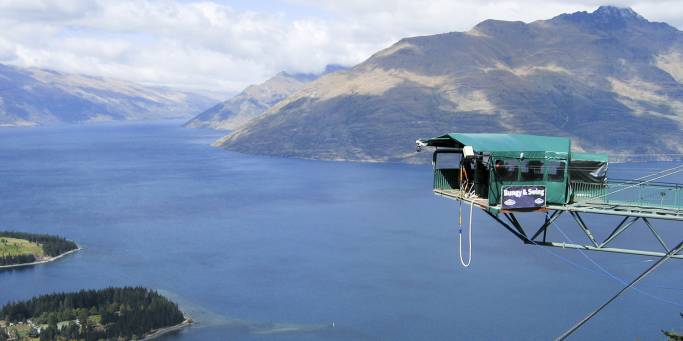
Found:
184,65 -> 345,130
0,64 -> 215,127
217,6 -> 683,163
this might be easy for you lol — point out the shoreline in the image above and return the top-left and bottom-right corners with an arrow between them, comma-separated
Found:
140,317 -> 193,341
0,246 -> 81,270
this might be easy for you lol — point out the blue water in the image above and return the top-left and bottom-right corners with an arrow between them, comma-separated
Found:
1,121 -> 683,340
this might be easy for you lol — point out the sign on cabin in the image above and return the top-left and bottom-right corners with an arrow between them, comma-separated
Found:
502,185 -> 546,209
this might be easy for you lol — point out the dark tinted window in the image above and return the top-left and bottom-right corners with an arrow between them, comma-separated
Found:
435,152 -> 461,169
547,161 -> 566,182
495,159 -> 518,181
521,160 -> 544,181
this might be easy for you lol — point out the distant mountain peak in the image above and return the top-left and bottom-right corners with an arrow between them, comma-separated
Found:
552,5 -> 649,29
0,63 -> 214,127
283,64 -> 348,82
184,64 -> 347,130
593,5 -> 644,20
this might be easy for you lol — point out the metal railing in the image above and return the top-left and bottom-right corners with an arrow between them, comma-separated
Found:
434,168 -> 460,190
571,180 -> 683,210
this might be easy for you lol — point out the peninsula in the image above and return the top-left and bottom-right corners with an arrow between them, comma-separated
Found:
0,231 -> 79,269
0,287 -> 191,341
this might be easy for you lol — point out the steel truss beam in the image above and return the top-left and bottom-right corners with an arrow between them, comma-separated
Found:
486,210 -> 683,260
556,238 -> 683,340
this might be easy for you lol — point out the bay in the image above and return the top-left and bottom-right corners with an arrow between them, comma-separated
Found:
1,121 -> 682,340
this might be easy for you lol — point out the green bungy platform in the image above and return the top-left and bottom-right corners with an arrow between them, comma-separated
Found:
420,133 -> 611,208
419,132 -> 683,216
421,133 -> 588,206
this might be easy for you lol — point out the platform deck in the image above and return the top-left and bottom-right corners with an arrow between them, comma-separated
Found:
433,189 -> 683,221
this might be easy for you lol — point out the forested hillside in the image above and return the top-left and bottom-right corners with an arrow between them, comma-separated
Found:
0,287 -> 186,341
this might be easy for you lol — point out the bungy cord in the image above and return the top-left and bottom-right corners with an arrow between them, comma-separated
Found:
458,200 -> 473,267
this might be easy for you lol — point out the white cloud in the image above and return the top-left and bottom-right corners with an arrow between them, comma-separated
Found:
0,0 -> 680,96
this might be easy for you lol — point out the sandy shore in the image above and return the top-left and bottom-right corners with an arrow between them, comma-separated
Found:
140,317 -> 193,341
0,246 -> 81,270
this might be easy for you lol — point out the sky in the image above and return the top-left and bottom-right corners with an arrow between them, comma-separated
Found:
1,0 -> 682,98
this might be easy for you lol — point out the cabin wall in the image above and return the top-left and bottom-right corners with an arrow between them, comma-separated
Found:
488,156 -> 569,206
432,150 -> 462,191
434,168 -> 460,190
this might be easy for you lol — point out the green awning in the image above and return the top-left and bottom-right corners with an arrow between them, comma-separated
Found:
421,133 -> 571,159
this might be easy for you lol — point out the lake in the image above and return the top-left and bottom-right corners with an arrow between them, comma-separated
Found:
1,121 -> 683,340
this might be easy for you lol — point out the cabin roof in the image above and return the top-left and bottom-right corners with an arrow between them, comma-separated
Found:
571,151 -> 608,162
422,133 -> 571,159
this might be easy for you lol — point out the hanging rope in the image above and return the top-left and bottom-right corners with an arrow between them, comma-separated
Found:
633,163 -> 683,181
458,200 -> 473,267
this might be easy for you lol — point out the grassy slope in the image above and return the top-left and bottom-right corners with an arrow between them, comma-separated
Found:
5,323 -> 39,341
0,237 -> 44,258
